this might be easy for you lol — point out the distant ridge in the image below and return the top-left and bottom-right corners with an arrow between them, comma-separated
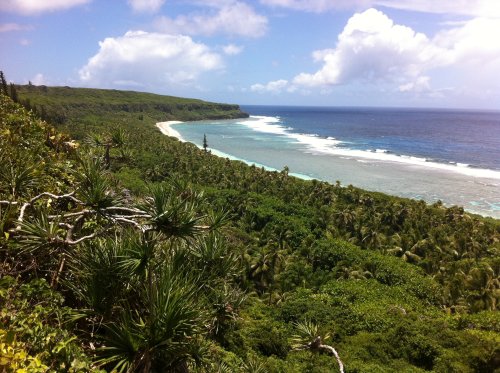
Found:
16,85 -> 249,124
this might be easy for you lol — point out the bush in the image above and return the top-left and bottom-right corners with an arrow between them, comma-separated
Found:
0,276 -> 96,371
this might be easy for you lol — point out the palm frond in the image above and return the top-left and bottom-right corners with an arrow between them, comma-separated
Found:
0,204 -> 16,238
193,233 -> 238,278
141,182 -> 206,239
241,354 -> 267,373
291,319 -> 330,349
111,128 -> 128,147
0,159 -> 40,198
65,236 -> 129,316
118,230 -> 158,279
84,132 -> 107,147
18,207 -> 63,253
75,154 -> 119,209
97,264 -> 207,372
97,311 -> 140,373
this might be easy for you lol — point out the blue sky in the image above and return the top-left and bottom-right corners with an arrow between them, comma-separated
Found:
1,0 -> 499,109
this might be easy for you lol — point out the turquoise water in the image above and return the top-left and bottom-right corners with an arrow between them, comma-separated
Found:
168,108 -> 500,219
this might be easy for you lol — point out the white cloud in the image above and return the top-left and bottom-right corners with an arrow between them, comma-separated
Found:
374,0 -> 500,18
31,73 -> 47,85
0,23 -> 33,32
79,31 -> 223,88
222,44 -> 243,55
154,1 -> 267,38
260,0 -> 364,13
261,0 -> 500,17
399,76 -> 430,93
0,0 -> 90,15
128,0 -> 164,13
251,79 -> 289,93
434,17 -> 500,65
432,16 -> 500,94
293,8 -> 443,88
266,7 -> 500,103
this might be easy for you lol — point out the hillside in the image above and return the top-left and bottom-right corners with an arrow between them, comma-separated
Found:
2,84 -> 499,372
16,84 -> 248,138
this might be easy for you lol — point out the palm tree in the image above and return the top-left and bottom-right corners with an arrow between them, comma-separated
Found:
203,134 -> 208,152
361,226 -> 386,250
248,250 -> 271,292
465,263 -> 499,311
75,153 -> 119,210
292,320 -> 344,373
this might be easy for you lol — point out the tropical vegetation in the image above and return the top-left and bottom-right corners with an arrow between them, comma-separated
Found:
1,77 -> 499,372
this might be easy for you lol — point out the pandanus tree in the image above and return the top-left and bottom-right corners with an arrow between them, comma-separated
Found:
85,128 -> 130,169
96,262 -> 207,373
2,141 -> 240,371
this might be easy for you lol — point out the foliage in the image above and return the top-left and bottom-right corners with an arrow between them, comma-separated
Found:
1,82 -> 499,372
0,276 -> 98,372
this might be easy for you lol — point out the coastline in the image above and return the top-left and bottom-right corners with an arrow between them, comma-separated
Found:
159,118 -> 500,219
156,121 -> 185,142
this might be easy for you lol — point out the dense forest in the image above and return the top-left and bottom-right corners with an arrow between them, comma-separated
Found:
1,78 -> 499,372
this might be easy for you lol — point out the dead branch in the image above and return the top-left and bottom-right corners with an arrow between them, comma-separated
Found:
17,191 -> 84,226
0,201 -> 18,205
49,210 -> 92,219
102,206 -> 148,215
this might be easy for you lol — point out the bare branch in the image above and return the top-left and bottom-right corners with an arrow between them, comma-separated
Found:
17,202 -> 31,226
17,191 -> 84,226
66,233 -> 99,245
51,253 -> 66,288
102,206 -> 148,215
58,222 -> 73,229
0,201 -> 18,206
66,214 -> 87,242
112,217 -> 145,231
317,342 -> 344,373
293,336 -> 344,373
195,225 -> 211,231
49,210 -> 92,219
111,214 -> 151,219
29,191 -> 82,205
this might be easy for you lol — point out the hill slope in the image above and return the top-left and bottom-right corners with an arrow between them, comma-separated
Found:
16,85 -> 248,137
4,85 -> 499,372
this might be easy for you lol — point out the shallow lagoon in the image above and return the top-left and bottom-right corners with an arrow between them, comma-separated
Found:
171,113 -> 500,219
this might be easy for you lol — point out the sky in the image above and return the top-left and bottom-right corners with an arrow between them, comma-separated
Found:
1,0 -> 500,109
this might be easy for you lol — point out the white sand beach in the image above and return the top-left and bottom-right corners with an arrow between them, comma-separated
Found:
156,121 -> 185,142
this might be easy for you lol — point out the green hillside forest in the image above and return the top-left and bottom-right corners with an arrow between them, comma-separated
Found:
1,77 -> 499,372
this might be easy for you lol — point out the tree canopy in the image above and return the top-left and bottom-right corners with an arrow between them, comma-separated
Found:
1,81 -> 499,372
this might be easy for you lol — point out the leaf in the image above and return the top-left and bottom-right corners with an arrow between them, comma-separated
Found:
5,330 -> 15,344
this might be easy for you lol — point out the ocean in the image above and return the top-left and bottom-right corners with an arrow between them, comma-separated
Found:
170,106 -> 500,218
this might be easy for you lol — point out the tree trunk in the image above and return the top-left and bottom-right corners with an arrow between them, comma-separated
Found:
310,336 -> 344,373
105,143 -> 111,169
51,253 -> 66,289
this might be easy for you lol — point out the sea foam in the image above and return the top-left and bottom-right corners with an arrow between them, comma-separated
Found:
241,116 -> 500,180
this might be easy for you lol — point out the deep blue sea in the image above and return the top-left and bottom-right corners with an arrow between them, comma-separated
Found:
169,106 -> 500,218
241,106 -> 500,172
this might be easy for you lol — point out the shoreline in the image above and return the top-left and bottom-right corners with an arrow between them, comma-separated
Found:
156,121 -> 185,142
155,120 -> 499,219
240,115 -> 500,181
